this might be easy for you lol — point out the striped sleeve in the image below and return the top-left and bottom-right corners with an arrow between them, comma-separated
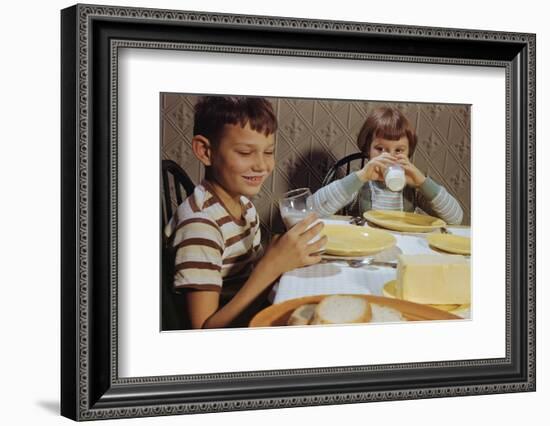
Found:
172,217 -> 225,292
417,178 -> 464,225
308,172 -> 364,217
252,216 -> 264,259
252,215 -> 261,247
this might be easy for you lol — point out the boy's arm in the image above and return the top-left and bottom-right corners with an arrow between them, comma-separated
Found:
308,173 -> 364,217
184,217 -> 270,330
416,177 -> 464,225
186,271 -> 273,330
196,260 -> 280,329
194,214 -> 327,329
185,290 -> 221,329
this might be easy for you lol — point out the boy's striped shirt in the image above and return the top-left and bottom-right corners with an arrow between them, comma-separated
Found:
165,181 -> 262,292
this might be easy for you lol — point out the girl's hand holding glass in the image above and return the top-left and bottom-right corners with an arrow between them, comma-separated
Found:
394,153 -> 427,187
356,152 -> 398,183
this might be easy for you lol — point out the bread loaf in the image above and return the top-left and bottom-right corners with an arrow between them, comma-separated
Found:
310,295 -> 372,325
286,303 -> 317,326
286,296 -> 406,326
370,303 -> 403,323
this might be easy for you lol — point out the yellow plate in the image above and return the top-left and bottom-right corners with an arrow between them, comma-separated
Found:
382,280 -> 469,314
363,210 -> 446,233
320,224 -> 396,256
427,233 -> 471,255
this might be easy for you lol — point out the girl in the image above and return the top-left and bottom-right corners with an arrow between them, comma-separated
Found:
309,106 -> 463,224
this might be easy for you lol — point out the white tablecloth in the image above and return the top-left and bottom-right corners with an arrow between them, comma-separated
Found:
271,220 -> 471,306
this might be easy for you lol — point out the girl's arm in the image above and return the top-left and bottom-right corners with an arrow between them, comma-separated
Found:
394,154 -> 463,225
415,177 -> 464,225
308,172 -> 364,217
309,153 -> 398,217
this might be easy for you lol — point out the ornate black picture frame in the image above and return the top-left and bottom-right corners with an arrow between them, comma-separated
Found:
61,3 -> 535,421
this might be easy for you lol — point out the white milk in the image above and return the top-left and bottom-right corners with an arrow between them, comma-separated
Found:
280,209 -> 324,246
384,165 -> 406,192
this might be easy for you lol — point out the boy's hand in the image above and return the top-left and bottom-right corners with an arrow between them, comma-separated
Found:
394,154 -> 426,187
262,213 -> 327,276
356,153 -> 397,183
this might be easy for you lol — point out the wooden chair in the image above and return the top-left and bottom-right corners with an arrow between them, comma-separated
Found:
161,160 -> 196,230
161,160 -> 195,330
321,153 -> 368,216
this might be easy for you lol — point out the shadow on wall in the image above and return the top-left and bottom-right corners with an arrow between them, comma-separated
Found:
255,148 -> 334,240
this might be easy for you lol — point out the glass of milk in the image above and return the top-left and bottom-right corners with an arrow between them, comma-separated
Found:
384,164 -> 406,192
278,188 -> 323,245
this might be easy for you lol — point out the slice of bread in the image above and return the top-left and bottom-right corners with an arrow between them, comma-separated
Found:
370,303 -> 403,323
310,295 -> 372,325
287,303 -> 317,326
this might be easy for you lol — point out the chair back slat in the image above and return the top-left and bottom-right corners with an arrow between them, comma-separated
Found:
161,160 -> 195,231
321,152 -> 369,215
321,152 -> 368,187
162,169 -> 173,226
175,180 -> 184,207
160,159 -> 195,330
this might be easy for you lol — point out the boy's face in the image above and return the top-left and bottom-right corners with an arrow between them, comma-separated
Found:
369,135 -> 410,159
209,122 -> 275,198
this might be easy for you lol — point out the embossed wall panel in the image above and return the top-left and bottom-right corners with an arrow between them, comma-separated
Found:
161,94 -> 471,239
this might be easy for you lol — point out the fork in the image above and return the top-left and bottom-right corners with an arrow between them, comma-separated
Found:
347,258 -> 397,268
349,216 -> 367,226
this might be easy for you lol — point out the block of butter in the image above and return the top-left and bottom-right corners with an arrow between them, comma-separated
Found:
396,254 -> 471,305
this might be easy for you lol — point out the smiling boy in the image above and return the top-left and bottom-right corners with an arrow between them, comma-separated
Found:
165,96 -> 326,329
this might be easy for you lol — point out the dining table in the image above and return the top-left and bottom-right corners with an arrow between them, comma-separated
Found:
269,215 -> 471,319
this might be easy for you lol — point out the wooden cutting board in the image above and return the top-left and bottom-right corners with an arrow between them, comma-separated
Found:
249,294 -> 461,327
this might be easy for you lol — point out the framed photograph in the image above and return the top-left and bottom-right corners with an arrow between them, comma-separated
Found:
61,3 -> 535,421
159,93 -> 472,331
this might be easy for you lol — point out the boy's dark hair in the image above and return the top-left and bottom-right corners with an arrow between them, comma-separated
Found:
357,106 -> 418,158
193,96 -> 277,146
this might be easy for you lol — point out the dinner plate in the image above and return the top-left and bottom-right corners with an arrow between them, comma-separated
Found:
249,294 -> 461,327
320,224 -> 396,256
321,244 -> 402,262
320,253 -> 371,261
427,233 -> 471,255
363,210 -> 446,233
382,280 -> 470,314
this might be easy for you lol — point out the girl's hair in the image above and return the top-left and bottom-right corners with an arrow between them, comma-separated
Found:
193,96 -> 277,146
356,106 -> 417,158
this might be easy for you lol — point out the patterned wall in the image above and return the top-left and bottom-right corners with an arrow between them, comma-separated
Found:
161,94 -> 471,241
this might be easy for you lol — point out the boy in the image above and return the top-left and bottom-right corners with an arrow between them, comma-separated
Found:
165,96 -> 326,329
